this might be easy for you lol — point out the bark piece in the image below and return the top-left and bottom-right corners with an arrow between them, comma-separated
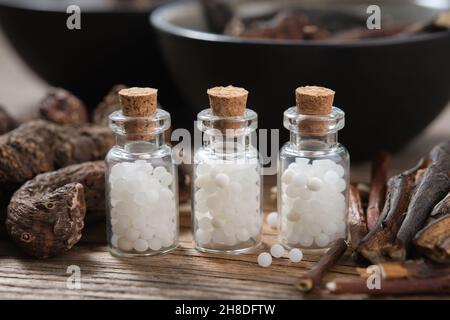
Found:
295,239 -> 348,292
6,161 -> 105,258
93,84 -> 128,126
0,105 -> 17,135
348,185 -> 368,249
326,276 -> 450,296
39,87 -> 88,126
393,142 -> 450,260
357,159 -> 429,264
414,192 -> 450,263
367,150 -> 390,230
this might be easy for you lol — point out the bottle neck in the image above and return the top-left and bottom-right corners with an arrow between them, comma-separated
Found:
290,131 -> 338,150
204,133 -> 252,155
116,132 -> 165,153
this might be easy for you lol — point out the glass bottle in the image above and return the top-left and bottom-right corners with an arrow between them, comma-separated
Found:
192,108 -> 263,253
105,91 -> 178,257
278,105 -> 349,251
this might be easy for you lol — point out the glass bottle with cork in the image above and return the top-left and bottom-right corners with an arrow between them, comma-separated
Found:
278,86 -> 349,251
192,86 -> 262,253
105,87 -> 178,257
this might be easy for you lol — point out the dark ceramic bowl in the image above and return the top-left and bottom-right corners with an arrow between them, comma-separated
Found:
151,0 -> 450,160
0,0 -> 183,110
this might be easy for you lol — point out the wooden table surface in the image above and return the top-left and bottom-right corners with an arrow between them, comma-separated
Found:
0,176 -> 355,300
1,175 -> 447,300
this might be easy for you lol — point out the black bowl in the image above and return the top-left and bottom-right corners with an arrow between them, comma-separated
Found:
151,0 -> 450,160
0,0 -> 183,109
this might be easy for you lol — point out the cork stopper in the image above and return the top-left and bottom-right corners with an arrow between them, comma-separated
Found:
207,85 -> 248,117
295,86 -> 334,115
118,87 -> 158,140
295,86 -> 335,135
119,87 -> 158,117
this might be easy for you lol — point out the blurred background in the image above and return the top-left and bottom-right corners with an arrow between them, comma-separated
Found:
0,0 -> 449,179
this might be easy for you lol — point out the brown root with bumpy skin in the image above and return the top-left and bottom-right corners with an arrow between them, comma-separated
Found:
7,161 -> 106,258
39,87 -> 88,126
7,182 -> 85,258
0,120 -> 113,236
0,120 -> 112,190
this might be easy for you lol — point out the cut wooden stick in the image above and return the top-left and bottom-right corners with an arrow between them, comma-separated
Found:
348,185 -> 368,249
367,150 -> 390,230
356,260 -> 450,280
393,142 -> 450,260
326,275 -> 450,296
357,158 -> 429,264
414,192 -> 450,263
295,239 -> 348,292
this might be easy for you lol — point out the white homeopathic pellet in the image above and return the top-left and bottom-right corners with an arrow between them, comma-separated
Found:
109,160 -> 177,253
280,157 -> 347,248
214,173 -> 230,188
289,248 -> 303,262
315,233 -> 330,247
306,177 -> 323,191
193,162 -> 261,248
133,239 -> 149,252
267,212 -> 278,228
270,244 -> 285,258
257,252 -> 272,267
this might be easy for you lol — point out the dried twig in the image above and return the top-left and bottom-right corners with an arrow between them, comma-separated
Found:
348,185 -> 368,249
367,150 -> 390,230
295,239 -> 348,292
326,275 -> 450,296
357,159 -> 429,264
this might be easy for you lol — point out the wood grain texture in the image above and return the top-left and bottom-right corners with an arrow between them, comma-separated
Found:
0,176 -> 446,300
